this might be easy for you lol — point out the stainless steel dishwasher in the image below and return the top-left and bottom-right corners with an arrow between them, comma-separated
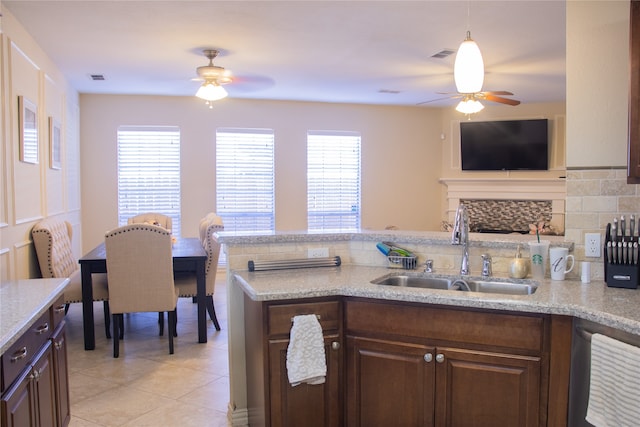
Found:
568,318 -> 640,426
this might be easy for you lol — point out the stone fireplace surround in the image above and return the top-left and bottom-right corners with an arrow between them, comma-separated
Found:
440,177 -> 566,235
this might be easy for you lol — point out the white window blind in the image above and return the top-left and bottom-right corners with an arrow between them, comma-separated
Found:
117,126 -> 181,236
216,128 -> 275,233
307,131 -> 361,231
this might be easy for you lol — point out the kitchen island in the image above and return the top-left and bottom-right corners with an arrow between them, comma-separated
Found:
220,230 -> 639,426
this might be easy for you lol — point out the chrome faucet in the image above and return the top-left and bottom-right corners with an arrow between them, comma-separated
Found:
452,203 -> 470,275
481,253 -> 492,278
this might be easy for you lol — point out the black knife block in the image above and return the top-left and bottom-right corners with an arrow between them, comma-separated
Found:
604,239 -> 639,289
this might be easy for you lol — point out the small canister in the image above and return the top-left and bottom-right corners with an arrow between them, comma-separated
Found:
509,244 -> 530,279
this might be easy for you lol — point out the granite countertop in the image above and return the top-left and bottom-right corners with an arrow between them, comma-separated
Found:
0,278 -> 69,354
233,265 -> 640,336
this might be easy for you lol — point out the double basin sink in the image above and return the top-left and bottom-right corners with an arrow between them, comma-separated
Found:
371,273 -> 538,296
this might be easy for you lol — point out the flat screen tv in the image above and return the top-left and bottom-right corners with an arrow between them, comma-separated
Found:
460,119 -> 549,171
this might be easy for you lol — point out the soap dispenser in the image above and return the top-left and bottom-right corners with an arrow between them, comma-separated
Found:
509,244 -> 529,279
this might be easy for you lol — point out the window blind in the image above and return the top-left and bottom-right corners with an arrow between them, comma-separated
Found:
307,131 -> 361,231
216,128 -> 275,233
117,126 -> 181,236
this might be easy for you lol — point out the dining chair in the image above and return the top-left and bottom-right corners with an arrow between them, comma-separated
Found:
32,218 -> 112,338
171,213 -> 223,333
105,224 -> 179,357
127,212 -> 172,233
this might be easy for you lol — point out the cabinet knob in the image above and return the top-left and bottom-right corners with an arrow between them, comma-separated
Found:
436,353 -> 445,363
331,341 -> 340,350
424,353 -> 433,363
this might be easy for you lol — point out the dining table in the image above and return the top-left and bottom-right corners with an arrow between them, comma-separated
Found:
78,237 -> 208,350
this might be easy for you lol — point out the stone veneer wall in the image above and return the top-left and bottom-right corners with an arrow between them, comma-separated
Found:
460,199 -> 553,233
565,168 -> 640,281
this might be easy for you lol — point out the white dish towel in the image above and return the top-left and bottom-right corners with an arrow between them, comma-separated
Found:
286,314 -> 326,387
586,333 -> 640,427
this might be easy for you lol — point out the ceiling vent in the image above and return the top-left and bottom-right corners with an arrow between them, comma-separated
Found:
90,74 -> 105,81
378,89 -> 400,94
431,49 -> 455,59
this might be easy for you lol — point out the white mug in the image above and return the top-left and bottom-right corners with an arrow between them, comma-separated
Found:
550,247 -> 574,280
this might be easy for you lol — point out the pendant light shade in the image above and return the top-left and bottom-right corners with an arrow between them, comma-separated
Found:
454,31 -> 484,94
196,81 -> 228,102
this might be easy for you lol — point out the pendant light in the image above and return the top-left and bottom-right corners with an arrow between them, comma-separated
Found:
454,31 -> 484,94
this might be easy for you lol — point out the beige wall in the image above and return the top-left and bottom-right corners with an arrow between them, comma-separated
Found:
79,95 -> 447,250
0,7 -> 81,281
564,0 -> 632,277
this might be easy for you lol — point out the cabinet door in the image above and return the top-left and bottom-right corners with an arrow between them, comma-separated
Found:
32,341 -> 57,427
268,334 -> 341,427
346,336 -> 435,427
434,347 -> 541,427
52,324 -> 70,427
1,367 -> 37,427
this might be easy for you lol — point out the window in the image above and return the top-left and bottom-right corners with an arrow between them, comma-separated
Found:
117,126 -> 181,236
307,131 -> 361,231
216,128 -> 275,233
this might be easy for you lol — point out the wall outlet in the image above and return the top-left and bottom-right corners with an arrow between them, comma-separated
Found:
585,233 -> 601,258
308,247 -> 329,258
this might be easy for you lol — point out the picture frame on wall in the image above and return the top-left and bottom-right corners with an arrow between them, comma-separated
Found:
18,95 -> 38,164
49,117 -> 62,169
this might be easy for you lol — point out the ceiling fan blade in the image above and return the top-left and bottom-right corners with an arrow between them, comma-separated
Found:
482,94 -> 521,106
480,91 -> 514,96
416,94 -> 461,105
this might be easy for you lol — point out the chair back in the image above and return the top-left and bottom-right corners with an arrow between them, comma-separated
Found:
127,212 -> 172,233
199,214 -> 224,290
105,224 -> 177,314
32,218 -> 77,278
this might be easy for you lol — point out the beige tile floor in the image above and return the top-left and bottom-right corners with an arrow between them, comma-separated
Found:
65,279 -> 231,427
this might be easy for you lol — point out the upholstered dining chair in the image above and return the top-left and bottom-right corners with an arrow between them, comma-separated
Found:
32,218 -> 112,338
105,224 -> 179,357
171,213 -> 223,333
127,212 -> 172,233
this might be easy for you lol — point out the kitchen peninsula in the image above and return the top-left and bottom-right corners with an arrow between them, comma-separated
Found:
220,230 -> 640,426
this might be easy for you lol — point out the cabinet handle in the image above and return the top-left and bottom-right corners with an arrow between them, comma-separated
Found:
331,341 -> 340,350
55,337 -> 65,350
436,353 -> 445,363
424,353 -> 433,363
54,305 -> 66,314
10,347 -> 28,363
34,322 -> 50,335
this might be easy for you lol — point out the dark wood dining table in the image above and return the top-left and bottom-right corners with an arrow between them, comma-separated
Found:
78,237 -> 208,350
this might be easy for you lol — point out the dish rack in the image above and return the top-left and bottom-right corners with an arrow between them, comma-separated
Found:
387,254 -> 418,270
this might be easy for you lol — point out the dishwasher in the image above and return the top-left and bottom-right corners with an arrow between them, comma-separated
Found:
568,317 -> 640,426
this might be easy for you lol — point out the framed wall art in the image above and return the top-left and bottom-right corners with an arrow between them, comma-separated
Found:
49,117 -> 61,169
18,95 -> 38,164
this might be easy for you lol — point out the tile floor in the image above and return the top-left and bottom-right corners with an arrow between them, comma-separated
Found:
65,279 -> 231,426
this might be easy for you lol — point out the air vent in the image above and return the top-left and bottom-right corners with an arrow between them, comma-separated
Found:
431,49 -> 455,59
90,74 -> 105,81
378,89 -> 401,94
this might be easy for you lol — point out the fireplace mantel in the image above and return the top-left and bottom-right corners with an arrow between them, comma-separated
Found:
439,177 -> 566,230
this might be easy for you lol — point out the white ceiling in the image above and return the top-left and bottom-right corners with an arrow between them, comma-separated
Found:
2,0 -> 566,107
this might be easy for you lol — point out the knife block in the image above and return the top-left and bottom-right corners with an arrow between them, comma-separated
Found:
604,240 -> 639,289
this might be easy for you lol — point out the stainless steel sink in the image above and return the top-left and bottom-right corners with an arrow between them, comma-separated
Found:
371,274 -> 538,295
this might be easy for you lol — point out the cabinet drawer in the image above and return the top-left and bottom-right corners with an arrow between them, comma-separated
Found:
268,300 -> 340,336
1,310 -> 52,392
51,295 -> 66,329
345,299 -> 545,353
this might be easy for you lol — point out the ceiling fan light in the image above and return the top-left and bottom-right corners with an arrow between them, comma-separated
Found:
195,81 -> 228,102
456,98 -> 484,114
454,31 -> 484,94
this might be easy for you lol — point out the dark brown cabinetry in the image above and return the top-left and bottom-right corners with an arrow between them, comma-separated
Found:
1,296 -> 70,427
345,298 -> 570,427
244,295 -> 343,427
244,295 -> 572,427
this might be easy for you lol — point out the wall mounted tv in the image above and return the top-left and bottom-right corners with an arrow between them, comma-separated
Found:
460,119 -> 549,171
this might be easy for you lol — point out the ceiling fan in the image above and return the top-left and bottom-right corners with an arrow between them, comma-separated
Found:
418,30 -> 521,113
193,49 -> 233,106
